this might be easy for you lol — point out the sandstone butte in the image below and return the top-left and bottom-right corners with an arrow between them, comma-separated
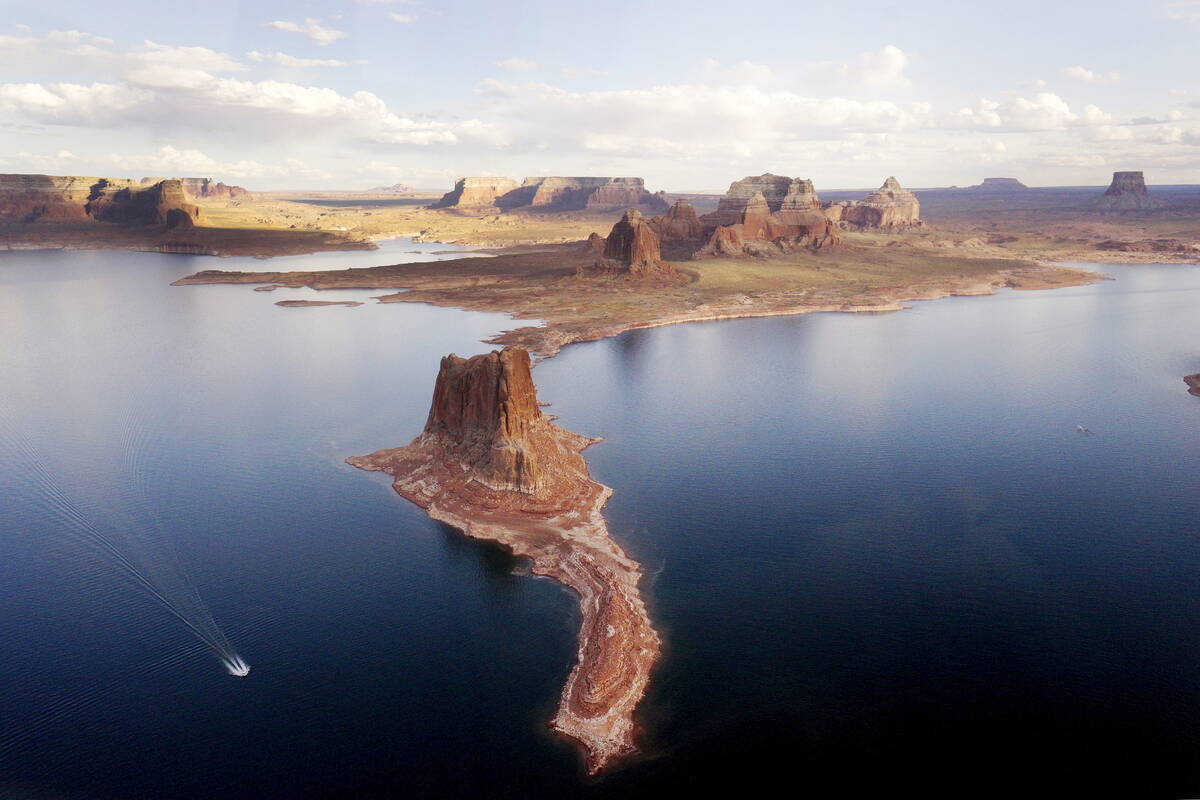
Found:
1091,171 -> 1169,211
346,348 -> 660,775
595,207 -> 685,280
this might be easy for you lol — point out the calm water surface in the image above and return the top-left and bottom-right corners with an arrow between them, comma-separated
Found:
2,245 -> 1199,798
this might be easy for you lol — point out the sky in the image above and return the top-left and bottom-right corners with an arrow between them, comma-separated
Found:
1,0 -> 1198,192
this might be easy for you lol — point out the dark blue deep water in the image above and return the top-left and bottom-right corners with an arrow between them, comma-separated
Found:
2,246 -> 1200,798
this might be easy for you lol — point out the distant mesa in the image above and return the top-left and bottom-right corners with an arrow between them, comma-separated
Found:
431,176 -> 669,213
1091,171 -> 1169,211
968,177 -> 1029,192
827,176 -> 922,230
364,182 -> 415,195
0,173 -> 208,228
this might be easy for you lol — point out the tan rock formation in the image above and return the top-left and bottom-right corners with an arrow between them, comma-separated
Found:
347,348 -> 660,774
431,177 -> 521,208
1091,171 -> 1169,211
839,176 -> 921,229
1185,374 -> 1200,398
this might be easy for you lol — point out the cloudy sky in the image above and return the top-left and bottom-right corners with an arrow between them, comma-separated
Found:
2,0 -> 1198,191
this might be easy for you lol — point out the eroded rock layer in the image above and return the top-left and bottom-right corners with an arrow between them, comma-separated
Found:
347,349 -> 660,774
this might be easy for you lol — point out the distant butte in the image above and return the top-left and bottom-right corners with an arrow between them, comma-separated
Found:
1091,171 -> 1169,211
347,348 -> 660,774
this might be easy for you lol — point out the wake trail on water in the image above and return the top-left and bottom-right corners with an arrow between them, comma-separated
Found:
0,403 -> 249,678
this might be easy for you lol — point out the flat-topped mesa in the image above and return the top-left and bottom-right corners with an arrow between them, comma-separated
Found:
969,177 -> 1029,192
0,174 -> 201,227
431,176 -> 521,209
1092,171 -> 1169,211
347,348 -> 660,774
649,198 -> 704,242
837,176 -> 921,230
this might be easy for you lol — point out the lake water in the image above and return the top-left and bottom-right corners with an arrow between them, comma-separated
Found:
2,244 -> 1200,798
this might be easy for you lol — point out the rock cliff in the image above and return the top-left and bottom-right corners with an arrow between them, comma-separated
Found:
347,348 -> 660,774
431,177 -> 521,208
421,349 -> 547,493
0,174 -> 201,228
1091,171 -> 1169,211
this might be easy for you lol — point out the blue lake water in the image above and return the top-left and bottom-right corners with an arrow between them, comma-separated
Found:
2,244 -> 1200,798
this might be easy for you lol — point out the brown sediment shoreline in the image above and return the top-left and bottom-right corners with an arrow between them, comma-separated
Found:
347,349 -> 659,774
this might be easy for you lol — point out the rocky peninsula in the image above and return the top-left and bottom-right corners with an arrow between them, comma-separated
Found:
347,348 -> 659,774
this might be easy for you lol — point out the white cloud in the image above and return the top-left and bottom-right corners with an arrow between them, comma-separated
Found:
704,46 -> 913,91
494,58 -> 538,73
847,45 -> 911,89
560,66 -> 606,79
949,93 -> 1112,132
388,13 -> 416,23
1062,65 -> 1120,84
264,19 -> 347,47
247,51 -> 365,68
1166,0 -> 1200,21
476,78 -> 929,162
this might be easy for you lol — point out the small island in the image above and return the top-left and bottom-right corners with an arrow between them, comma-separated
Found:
347,348 -> 660,774
273,300 -> 363,308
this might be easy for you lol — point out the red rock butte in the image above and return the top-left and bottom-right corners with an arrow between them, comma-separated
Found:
347,348 -> 660,774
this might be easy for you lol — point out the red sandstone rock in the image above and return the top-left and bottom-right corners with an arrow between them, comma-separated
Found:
1185,374 -> 1200,397
649,198 -> 704,241
601,208 -> 670,275
347,348 -> 660,774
